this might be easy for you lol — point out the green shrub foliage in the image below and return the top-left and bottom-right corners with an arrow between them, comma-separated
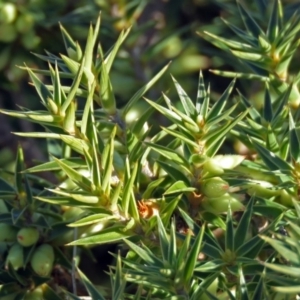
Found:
1,0 -> 300,299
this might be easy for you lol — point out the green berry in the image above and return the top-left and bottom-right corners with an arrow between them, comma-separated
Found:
6,243 -> 24,270
30,244 -> 54,277
0,223 -> 18,242
24,286 -> 43,300
17,227 -> 39,247
15,13 -> 34,33
201,177 -> 229,198
63,207 -> 84,222
202,194 -> 244,214
0,3 -> 17,24
36,244 -> 54,261
203,159 -> 224,176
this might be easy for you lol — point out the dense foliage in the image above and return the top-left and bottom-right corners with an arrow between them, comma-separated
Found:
1,0 -> 300,299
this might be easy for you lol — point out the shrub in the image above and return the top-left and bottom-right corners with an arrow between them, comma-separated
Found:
1,0 -> 300,299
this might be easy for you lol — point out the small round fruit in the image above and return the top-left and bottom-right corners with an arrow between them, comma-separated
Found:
15,13 -> 34,33
203,159 -> 224,176
201,177 -> 229,198
6,243 -> 24,270
0,3 -> 17,24
63,207 -> 84,222
17,227 -> 39,247
202,194 -> 244,214
24,286 -> 43,300
0,223 -> 18,242
30,244 -> 54,277
36,244 -> 54,261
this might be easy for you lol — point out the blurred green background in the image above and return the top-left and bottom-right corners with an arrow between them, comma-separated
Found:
1,0 -> 300,181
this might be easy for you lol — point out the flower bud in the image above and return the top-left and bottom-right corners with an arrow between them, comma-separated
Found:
30,244 -> 54,277
0,223 -> 18,242
6,243 -> 24,270
17,227 -> 39,247
201,177 -> 229,198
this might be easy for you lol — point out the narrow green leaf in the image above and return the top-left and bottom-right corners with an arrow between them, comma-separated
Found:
164,181 -> 195,195
205,110 -> 249,156
124,239 -> 163,266
100,62 -> 116,114
237,2 -> 265,37
60,135 -> 90,155
15,146 -> 25,195
146,142 -> 190,170
206,102 -> 239,128
234,196 -> 254,250
26,67 -> 53,107
197,71 -> 209,117
249,137 -> 293,172
81,81 -> 96,135
260,236 -> 300,265
266,128 -> 280,156
263,84 -> 273,122
167,220 -> 177,263
264,262 -> 300,279
1,110 -> 61,125
122,62 -> 170,117
60,24 -> 77,56
122,161 -> 138,218
52,157 -> 93,192
53,62 -> 62,106
161,126 -> 199,148
273,286 -> 300,294
76,267 -> 106,300
289,112 -> 300,162
112,253 -> 126,300
61,57 -> 86,113
68,226 -> 133,245
183,225 -> 205,287
267,0 -> 280,42
210,69 -> 269,81
237,266 -> 249,300
104,27 -> 131,73
24,158 -> 85,173
206,78 -> 236,122
222,18 -> 257,46
157,215 -> 170,263
200,31 -> 252,52
47,189 -> 99,204
190,272 -> 220,300
225,207 -> 234,251
145,98 -> 182,124
171,75 -> 196,117
83,24 -> 95,74
102,126 -> 117,194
